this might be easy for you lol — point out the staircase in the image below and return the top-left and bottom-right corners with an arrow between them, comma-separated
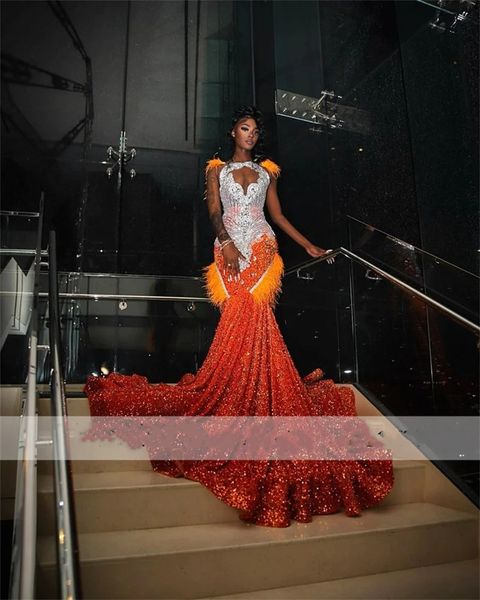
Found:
36,387 -> 479,599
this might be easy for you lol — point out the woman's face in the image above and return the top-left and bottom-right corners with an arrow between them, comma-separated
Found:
231,117 -> 259,151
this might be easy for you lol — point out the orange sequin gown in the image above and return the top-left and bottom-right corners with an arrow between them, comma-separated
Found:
84,158 -> 394,527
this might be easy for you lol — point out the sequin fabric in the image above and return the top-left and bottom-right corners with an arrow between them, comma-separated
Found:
84,160 -> 394,528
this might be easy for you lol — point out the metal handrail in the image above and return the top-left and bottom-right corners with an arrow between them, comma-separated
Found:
40,292 -> 210,302
285,248 -> 479,335
0,210 -> 40,218
1,291 -> 209,303
9,193 -> 44,599
48,230 -> 82,599
58,271 -> 204,281
0,249 -> 49,256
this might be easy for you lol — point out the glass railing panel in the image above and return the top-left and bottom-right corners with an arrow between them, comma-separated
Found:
350,259 -> 434,414
55,271 -> 207,298
348,217 -> 479,323
38,273 -> 218,384
428,307 -> 478,415
421,252 -> 478,323
283,255 -> 478,415
278,258 -> 348,383
282,253 -> 479,500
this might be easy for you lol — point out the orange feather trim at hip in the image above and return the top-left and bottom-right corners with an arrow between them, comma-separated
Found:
203,262 -> 229,306
203,252 -> 284,308
250,253 -> 284,306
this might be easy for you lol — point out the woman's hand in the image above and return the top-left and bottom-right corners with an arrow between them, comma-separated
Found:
222,242 -> 246,278
305,244 -> 335,264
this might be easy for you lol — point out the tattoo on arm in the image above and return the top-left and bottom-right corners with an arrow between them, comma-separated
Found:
210,211 -> 230,242
206,168 -> 231,243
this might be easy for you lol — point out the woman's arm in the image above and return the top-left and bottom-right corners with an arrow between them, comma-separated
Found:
265,176 -> 331,259
205,167 -> 245,276
205,167 -> 230,244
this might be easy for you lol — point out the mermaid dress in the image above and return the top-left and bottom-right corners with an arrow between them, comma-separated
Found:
84,158 -> 394,528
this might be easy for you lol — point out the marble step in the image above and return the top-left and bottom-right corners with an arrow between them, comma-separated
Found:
37,502 -> 478,599
37,461 -> 425,534
37,469 -> 237,533
203,559 -> 479,599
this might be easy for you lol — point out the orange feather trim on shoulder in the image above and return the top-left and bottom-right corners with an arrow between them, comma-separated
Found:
205,157 -> 226,174
260,159 -> 281,179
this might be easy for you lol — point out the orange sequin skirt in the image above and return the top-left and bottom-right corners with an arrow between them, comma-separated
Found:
84,235 -> 394,527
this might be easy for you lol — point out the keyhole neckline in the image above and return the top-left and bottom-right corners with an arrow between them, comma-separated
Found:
227,163 -> 260,196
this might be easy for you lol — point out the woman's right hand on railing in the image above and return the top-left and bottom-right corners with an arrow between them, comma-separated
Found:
304,244 -> 335,264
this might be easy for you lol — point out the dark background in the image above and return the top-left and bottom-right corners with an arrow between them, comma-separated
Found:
2,0 -> 477,274
1,4 -> 479,593
1,1 -> 478,429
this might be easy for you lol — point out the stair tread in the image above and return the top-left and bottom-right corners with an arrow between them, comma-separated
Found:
38,502 -> 477,566
203,559 -> 480,599
38,460 -> 424,492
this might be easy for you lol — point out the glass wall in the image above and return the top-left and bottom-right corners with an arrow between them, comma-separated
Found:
270,0 -> 478,496
270,1 -> 477,269
1,0 -> 254,276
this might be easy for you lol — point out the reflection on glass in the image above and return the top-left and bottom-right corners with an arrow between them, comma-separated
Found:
348,216 -> 479,323
37,272 -> 218,385
281,252 -> 478,499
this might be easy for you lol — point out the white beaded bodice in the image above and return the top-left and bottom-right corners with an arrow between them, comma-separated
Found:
216,161 -> 275,271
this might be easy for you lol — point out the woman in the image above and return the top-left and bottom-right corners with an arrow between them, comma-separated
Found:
84,106 -> 394,527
